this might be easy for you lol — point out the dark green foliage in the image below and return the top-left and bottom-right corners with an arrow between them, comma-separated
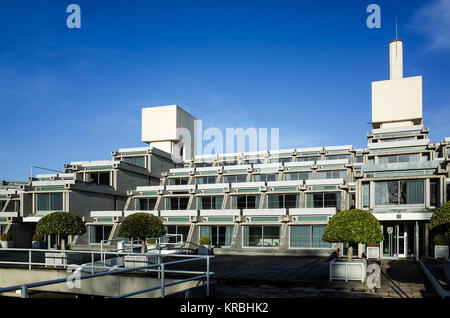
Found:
118,213 -> 166,240
199,236 -> 211,245
430,201 -> 450,242
35,211 -> 86,236
32,233 -> 43,241
322,209 -> 383,244
433,234 -> 449,246
0,233 -> 11,241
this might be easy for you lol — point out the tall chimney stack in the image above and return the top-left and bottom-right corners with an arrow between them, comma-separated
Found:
389,40 -> 403,79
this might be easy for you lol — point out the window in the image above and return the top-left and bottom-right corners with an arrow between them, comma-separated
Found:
306,192 -> 341,209
378,154 -> 419,164
348,193 -> 355,209
252,173 -> 278,182
232,195 -> 260,209
37,193 -> 63,211
164,225 -> 190,243
86,172 -> 111,186
284,172 -> 311,181
222,161 -> 238,166
326,154 -> 351,160
169,177 -> 189,185
267,194 -> 298,209
197,196 -> 224,210
195,162 -> 213,168
89,225 -> 112,244
355,156 -> 364,163
362,183 -> 370,208
243,226 -> 280,247
194,176 -> 217,184
223,174 -> 247,183
297,156 -> 321,162
166,197 -> 189,210
269,158 -> 292,164
289,225 -> 331,248
375,180 -> 424,206
200,226 -> 233,246
430,179 -> 440,207
317,170 -> 347,181
122,156 -> 146,168
422,153 -> 430,161
136,197 -> 157,210
0,200 -> 20,212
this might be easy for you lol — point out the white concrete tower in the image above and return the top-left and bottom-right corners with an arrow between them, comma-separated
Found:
389,40 -> 403,80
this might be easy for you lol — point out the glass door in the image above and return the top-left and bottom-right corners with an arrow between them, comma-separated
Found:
394,224 -> 407,258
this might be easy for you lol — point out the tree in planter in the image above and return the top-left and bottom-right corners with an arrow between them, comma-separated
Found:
430,201 -> 450,244
35,211 -> 86,250
322,209 -> 383,261
118,213 -> 166,253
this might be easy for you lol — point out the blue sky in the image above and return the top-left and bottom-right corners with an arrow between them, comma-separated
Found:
0,0 -> 449,180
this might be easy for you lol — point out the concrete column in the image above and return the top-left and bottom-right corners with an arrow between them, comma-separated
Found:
424,223 -> 429,257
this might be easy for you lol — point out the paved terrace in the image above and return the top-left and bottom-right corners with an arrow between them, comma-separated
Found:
0,251 -> 438,298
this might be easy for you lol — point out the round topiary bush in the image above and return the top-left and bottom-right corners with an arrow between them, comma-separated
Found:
35,211 -> 86,249
433,234 -> 449,246
0,233 -> 11,241
118,213 -> 166,253
430,201 -> 450,243
322,209 -> 383,260
199,236 -> 211,245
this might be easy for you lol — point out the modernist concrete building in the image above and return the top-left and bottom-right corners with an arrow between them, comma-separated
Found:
0,40 -> 449,259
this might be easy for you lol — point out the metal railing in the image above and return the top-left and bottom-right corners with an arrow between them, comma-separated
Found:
0,247 -> 214,298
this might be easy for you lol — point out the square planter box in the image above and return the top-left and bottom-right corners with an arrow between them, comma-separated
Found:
435,245 -> 449,259
124,255 -> 159,268
367,246 -> 380,259
329,258 -> 367,282
45,252 -> 76,266
0,241 -> 14,248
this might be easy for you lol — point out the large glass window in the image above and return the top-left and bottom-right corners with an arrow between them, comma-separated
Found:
306,192 -> 341,209
123,156 -> 146,168
223,174 -> 247,183
194,176 -> 217,184
136,197 -> 157,210
200,225 -> 233,246
169,177 -> 189,185
37,193 -> 63,211
164,225 -> 190,243
252,173 -> 278,182
86,172 -> 111,186
378,154 -> 419,164
289,225 -> 332,248
197,196 -> 224,209
284,171 -> 312,181
1,200 -> 20,212
430,179 -> 440,207
375,180 -> 424,206
267,194 -> 298,209
326,154 -> 351,160
362,183 -> 370,208
165,197 -> 189,210
243,226 -> 280,247
232,195 -> 260,209
89,225 -> 112,244
317,170 -> 347,181
297,156 -> 321,162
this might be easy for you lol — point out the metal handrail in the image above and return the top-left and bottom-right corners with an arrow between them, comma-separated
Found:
0,247 -> 214,298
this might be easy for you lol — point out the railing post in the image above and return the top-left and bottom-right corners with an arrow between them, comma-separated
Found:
206,256 -> 210,297
91,252 -> 94,274
28,250 -> 32,270
160,263 -> 165,298
21,285 -> 28,298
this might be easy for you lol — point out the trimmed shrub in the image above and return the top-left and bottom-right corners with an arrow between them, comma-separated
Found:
430,201 -> 450,242
434,234 -> 449,246
0,233 -> 11,241
199,236 -> 211,245
322,209 -> 383,245
118,213 -> 165,240
35,211 -> 86,237
32,233 -> 43,242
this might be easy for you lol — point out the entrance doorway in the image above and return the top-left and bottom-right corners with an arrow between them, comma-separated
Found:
382,223 -> 413,258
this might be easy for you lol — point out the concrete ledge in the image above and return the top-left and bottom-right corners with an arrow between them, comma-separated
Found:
212,248 -> 335,257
